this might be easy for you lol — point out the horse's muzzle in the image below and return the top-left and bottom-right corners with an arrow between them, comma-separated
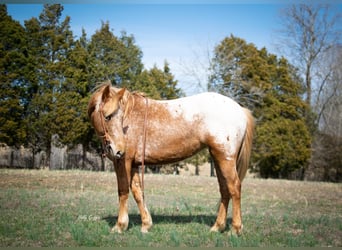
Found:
115,150 -> 124,159
104,141 -> 125,160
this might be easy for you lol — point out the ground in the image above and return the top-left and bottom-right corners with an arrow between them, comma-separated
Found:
0,169 -> 341,247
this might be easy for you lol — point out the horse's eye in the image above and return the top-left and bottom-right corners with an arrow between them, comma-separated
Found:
105,115 -> 112,121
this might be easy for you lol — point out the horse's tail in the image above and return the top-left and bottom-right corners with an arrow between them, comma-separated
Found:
236,108 -> 255,182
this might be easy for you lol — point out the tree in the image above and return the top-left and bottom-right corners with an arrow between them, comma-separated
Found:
306,46 -> 342,182
277,4 -> 341,129
277,4 -> 342,182
0,5 -> 27,146
58,29 -> 91,146
209,35 -> 268,111
24,4 -> 74,157
0,4 -> 186,171
135,62 -> 184,100
253,58 -> 311,178
88,22 -> 143,88
62,29 -> 102,168
315,45 -> 342,136
209,36 -> 311,178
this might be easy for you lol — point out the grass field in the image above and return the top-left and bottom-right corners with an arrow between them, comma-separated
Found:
0,169 -> 341,247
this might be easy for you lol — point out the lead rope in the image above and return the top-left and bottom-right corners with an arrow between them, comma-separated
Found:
99,103 -> 110,158
141,97 -> 148,199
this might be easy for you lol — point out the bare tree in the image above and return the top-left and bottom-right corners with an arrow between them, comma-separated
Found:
276,4 -> 342,181
176,40 -> 214,95
316,45 -> 342,136
277,4 -> 341,126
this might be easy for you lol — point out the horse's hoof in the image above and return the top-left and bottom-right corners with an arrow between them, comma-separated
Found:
141,221 -> 152,233
229,224 -> 243,236
111,226 -> 122,234
210,223 -> 225,233
111,223 -> 127,234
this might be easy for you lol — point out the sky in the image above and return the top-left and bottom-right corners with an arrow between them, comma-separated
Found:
5,3 -> 339,95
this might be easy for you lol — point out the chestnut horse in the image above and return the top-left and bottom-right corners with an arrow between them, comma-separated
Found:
88,81 -> 254,235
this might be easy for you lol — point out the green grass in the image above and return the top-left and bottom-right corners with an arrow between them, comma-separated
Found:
0,169 -> 341,247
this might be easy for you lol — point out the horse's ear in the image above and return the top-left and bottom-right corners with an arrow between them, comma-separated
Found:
117,88 -> 126,100
102,84 -> 112,102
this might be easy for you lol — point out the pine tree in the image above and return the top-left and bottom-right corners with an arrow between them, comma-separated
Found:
253,58 -> 311,178
0,5 -> 27,146
24,4 -> 74,155
88,22 -> 143,88
62,28 -> 99,154
135,62 -> 184,100
0,4 -> 186,170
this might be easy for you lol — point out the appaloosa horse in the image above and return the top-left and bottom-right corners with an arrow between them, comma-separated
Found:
87,81 -> 254,235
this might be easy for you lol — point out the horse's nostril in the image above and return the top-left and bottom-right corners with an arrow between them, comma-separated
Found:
115,151 -> 124,159
106,144 -> 112,151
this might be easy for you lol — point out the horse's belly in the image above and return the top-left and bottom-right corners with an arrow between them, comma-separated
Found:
144,133 -> 204,164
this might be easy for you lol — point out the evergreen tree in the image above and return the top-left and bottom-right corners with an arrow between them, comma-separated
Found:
135,62 -> 184,99
0,5 -> 27,146
0,4 -> 185,171
88,22 -> 143,88
62,29 -> 99,154
253,58 -> 311,178
209,35 -> 311,178
24,4 -> 74,154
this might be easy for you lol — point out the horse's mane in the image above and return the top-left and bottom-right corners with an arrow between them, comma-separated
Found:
91,80 -> 112,93
88,81 -> 109,118
87,80 -> 147,119
120,88 -> 147,121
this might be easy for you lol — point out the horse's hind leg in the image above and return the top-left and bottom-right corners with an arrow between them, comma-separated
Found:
210,152 -> 243,235
210,160 -> 230,233
130,167 -> 152,233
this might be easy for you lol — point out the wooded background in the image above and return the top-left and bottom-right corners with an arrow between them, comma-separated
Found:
0,4 -> 341,181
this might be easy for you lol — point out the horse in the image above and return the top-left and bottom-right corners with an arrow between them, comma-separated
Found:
87,81 -> 254,235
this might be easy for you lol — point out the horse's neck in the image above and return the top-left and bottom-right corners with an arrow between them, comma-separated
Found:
124,94 -> 148,121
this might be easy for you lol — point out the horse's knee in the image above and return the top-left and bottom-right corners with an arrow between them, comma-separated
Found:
228,183 -> 241,199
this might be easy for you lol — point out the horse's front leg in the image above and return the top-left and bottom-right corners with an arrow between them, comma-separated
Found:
112,159 -> 131,233
130,167 -> 152,233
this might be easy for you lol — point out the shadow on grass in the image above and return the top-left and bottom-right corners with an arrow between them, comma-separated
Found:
103,213 -> 233,231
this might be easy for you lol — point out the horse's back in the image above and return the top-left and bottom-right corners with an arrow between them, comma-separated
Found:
164,92 -> 246,126
166,92 -> 248,155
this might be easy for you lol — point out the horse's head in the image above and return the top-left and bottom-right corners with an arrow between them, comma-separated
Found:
88,82 -> 127,160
